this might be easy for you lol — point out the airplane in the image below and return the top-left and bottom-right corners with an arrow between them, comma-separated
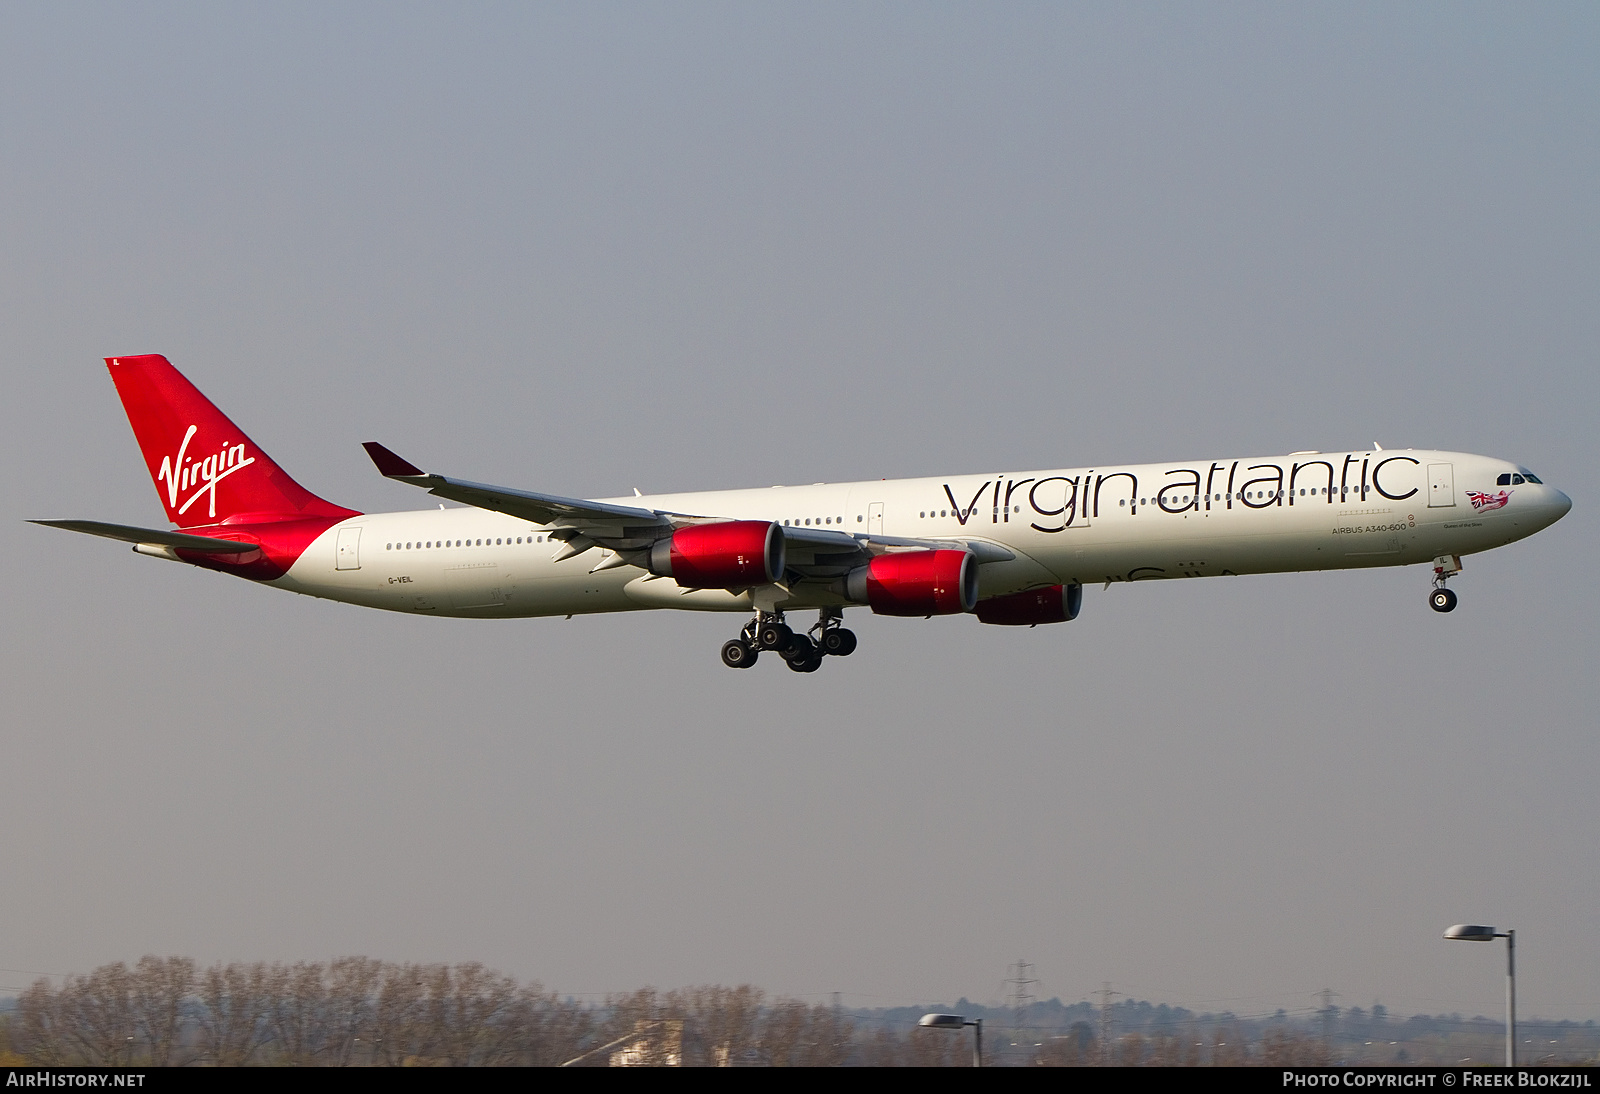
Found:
33,355 -> 1572,673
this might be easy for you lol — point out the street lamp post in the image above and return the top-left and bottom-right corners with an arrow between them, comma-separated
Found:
1443,924 -> 1516,1067
919,1012 -> 983,1066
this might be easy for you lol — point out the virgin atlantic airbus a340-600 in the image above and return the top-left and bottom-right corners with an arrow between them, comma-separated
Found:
33,355 -> 1571,672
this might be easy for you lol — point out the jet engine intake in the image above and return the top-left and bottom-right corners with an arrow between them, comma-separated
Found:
845,549 -> 977,616
975,583 -> 1082,625
649,521 -> 785,588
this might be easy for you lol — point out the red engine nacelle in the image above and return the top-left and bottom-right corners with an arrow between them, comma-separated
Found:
975,583 -> 1082,626
649,521 -> 785,588
845,549 -> 978,616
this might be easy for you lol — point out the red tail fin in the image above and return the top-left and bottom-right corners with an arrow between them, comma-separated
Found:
106,355 -> 357,528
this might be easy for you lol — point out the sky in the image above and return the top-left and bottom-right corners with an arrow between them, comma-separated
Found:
3,3 -> 1596,1022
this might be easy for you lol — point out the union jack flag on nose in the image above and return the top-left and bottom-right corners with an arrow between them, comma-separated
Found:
1467,489 -> 1512,512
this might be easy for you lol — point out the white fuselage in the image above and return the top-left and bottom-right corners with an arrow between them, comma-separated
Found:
268,449 -> 1569,619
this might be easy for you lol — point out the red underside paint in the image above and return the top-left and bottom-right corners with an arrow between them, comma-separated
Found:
975,585 -> 1069,625
174,517 -> 347,581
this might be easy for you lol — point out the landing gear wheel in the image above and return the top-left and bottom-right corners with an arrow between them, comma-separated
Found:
820,628 -> 857,656
757,622 -> 793,651
1429,588 -> 1458,613
787,652 -> 823,673
782,634 -> 817,662
721,639 -> 759,668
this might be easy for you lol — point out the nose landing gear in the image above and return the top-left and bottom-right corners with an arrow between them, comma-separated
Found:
719,609 -> 857,670
1429,554 -> 1462,613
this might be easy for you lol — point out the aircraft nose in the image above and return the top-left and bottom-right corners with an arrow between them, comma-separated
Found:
1550,488 -> 1572,520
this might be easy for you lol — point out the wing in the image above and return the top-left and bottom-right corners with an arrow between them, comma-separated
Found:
363,442 -> 676,561
361,443 -> 1014,579
29,519 -> 261,552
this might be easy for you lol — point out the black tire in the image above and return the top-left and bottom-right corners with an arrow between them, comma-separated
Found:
783,633 -> 816,661
1429,588 -> 1458,613
787,653 -> 823,673
757,622 -> 793,651
721,639 -> 758,668
821,628 -> 857,656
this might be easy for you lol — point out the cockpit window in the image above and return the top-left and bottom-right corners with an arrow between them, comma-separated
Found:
1523,472 -> 1542,484
1501,470 -> 1543,485
1498,474 -> 1512,485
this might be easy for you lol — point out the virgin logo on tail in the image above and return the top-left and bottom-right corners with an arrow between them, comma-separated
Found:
156,424 -> 257,519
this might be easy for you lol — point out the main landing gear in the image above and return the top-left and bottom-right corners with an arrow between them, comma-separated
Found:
719,609 -> 857,672
1429,554 -> 1461,613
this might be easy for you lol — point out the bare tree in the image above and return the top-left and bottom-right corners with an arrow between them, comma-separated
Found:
668,985 -> 763,1066
854,1025 -> 909,1067
369,962 -> 426,1066
904,1023 -> 979,1066
1141,1031 -> 1199,1066
262,961 -> 329,1065
1258,1027 -> 1332,1066
417,962 -> 520,1066
13,978 -> 72,1065
196,961 -> 269,1066
760,999 -> 853,1067
64,963 -> 137,1065
506,983 -> 594,1066
593,989 -> 683,1066
131,956 -> 195,1066
1208,1021 -> 1251,1066
0,1009 -> 25,1065
324,957 -> 382,1066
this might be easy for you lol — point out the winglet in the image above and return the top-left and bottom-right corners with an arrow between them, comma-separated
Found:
362,442 -> 427,478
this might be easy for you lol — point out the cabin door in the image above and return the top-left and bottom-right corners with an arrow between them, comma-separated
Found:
335,526 -> 362,570
1427,463 -> 1456,508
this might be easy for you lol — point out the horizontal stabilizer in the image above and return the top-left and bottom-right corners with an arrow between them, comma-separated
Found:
29,519 -> 261,552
